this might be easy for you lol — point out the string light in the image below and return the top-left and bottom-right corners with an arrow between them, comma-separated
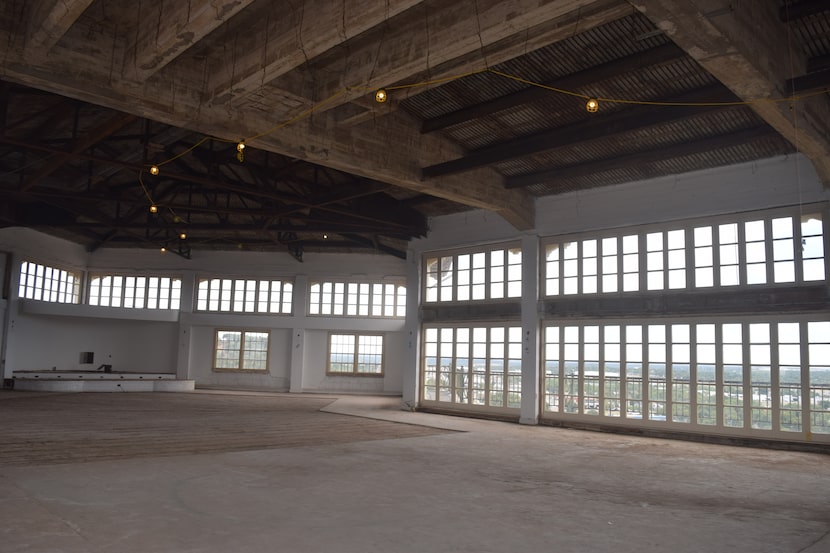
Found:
160,246 -> 166,253
149,204 -> 158,214
586,98 -> 599,113
323,233 -> 328,239
179,232 -> 187,240
140,68 -> 826,190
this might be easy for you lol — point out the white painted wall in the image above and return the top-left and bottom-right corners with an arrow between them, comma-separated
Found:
412,154 -> 828,252
188,326 -> 292,390
0,228 -> 409,393
2,154 -> 826,399
11,314 -> 178,372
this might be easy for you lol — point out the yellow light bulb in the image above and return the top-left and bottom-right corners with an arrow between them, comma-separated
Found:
586,98 -> 599,113
149,204 -> 158,214
179,232 -> 187,240
375,88 -> 388,103
160,247 -> 166,253
323,233 -> 328,239
237,141 -> 245,152
149,165 -> 160,176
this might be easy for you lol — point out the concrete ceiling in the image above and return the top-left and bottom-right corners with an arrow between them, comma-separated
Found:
0,0 -> 827,259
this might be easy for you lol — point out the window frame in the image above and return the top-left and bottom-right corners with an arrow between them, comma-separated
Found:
540,315 -> 830,440
420,323 -> 523,411
87,273 -> 182,310
17,260 -> 81,304
308,280 -> 406,318
423,241 -> 523,305
326,332 -> 385,377
212,329 -> 271,372
196,277 -> 294,314
542,205 -> 826,298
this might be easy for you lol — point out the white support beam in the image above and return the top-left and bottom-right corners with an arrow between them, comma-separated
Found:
123,0 -> 257,82
25,0 -> 95,60
632,0 -> 830,186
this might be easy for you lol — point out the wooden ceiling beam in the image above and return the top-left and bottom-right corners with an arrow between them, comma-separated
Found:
123,0 -> 256,82
786,70 -> 830,95
18,112 -> 137,192
779,0 -> 830,22
422,84 -> 736,178
263,0 -> 609,116
207,0 -> 424,105
0,22 -> 537,229
632,0 -> 830,185
24,0 -> 96,61
506,125 -> 779,189
369,0 -> 632,106
421,42 -> 686,134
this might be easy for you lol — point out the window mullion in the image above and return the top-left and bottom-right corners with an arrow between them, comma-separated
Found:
799,322 -> 810,436
764,218 -> 775,286
770,323 -> 781,432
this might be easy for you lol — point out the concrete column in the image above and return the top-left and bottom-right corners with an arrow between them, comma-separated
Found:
175,271 -> 195,380
174,271 -> 195,379
401,248 -> 421,410
0,253 -> 20,381
0,253 -> 20,378
289,329 -> 306,393
289,275 -> 308,393
520,233 -> 540,425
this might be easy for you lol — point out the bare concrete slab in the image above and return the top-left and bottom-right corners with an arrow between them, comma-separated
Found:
1,391 -> 828,553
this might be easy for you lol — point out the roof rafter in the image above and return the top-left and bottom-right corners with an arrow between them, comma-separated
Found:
421,84 -> 737,179
421,42 -> 686,134
632,0 -> 830,185
24,0 -> 96,61
123,0 -> 256,82
506,125 -> 780,189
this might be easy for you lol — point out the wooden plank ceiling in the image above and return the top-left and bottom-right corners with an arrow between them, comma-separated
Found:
0,0 -> 827,259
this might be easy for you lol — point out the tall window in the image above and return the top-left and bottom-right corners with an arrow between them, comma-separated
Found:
18,261 -> 80,304
328,334 -> 384,375
196,278 -> 293,314
422,325 -> 521,409
89,274 -> 181,309
542,319 -> 830,438
309,281 -> 405,317
425,244 -> 521,303
213,330 -> 269,371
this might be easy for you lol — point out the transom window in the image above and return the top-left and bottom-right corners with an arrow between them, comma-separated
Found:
544,209 -> 825,296
196,278 -> 293,313
89,274 -> 181,309
308,281 -> 405,317
425,244 -> 522,303
213,329 -> 269,371
327,334 -> 384,375
18,261 -> 80,304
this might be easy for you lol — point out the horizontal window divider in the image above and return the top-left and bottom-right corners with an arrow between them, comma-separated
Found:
421,302 -> 522,323
542,285 -> 830,319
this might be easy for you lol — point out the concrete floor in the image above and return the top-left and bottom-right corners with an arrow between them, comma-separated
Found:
1,391 -> 829,553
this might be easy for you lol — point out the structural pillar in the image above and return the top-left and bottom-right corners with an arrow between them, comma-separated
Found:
401,248 -> 421,410
520,233 -> 540,425
289,275 -> 308,393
